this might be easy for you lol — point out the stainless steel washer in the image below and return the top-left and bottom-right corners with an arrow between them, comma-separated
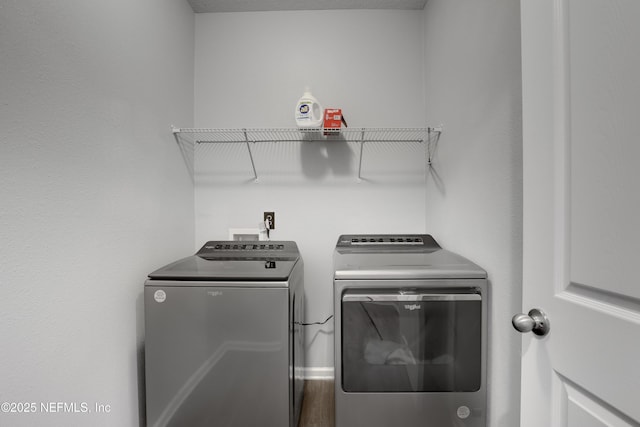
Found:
334,234 -> 487,427
144,241 -> 304,427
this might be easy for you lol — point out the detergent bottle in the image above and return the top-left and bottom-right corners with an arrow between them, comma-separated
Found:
294,88 -> 323,129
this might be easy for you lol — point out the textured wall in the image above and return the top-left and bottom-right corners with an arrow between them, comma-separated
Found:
194,10 -> 428,374
0,1 -> 195,425
423,1 -> 523,426
0,3 -> 525,425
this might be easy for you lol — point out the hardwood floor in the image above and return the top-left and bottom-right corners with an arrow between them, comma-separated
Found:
298,380 -> 335,427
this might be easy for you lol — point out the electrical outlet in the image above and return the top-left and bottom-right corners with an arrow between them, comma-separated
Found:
263,212 -> 275,230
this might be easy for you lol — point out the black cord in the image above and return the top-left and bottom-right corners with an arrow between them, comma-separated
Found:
295,314 -> 333,326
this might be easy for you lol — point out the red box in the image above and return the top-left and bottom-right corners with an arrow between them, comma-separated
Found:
323,108 -> 348,135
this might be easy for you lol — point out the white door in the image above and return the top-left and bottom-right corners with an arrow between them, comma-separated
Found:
520,0 -> 640,426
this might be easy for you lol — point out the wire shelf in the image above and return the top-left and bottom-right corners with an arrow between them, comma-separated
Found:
171,126 -> 442,181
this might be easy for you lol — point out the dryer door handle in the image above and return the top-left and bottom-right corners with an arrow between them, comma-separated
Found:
342,293 -> 481,302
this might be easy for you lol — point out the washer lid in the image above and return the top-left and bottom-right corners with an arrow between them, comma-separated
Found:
147,241 -> 300,282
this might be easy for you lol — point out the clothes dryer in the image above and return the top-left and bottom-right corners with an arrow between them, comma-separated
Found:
334,234 -> 487,427
145,241 -> 304,427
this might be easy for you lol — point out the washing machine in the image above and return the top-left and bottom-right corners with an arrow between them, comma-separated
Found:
334,234 -> 487,427
144,241 -> 304,427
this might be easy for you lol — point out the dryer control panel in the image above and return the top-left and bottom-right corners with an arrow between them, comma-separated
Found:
336,234 -> 440,253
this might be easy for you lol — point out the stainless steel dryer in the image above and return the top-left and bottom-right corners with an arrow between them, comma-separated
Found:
144,241 -> 304,427
334,234 -> 487,427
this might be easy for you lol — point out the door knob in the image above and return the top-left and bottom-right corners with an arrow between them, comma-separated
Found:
512,308 -> 550,336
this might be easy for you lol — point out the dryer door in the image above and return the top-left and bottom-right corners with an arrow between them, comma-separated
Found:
341,289 -> 482,393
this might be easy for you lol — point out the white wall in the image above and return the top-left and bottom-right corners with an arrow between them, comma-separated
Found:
423,1 -> 523,427
194,10 -> 428,374
0,2 -> 523,425
0,1 -> 194,426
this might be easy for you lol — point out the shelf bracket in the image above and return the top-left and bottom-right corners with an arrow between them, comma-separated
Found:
426,125 -> 443,166
358,130 -> 366,180
171,126 -> 195,181
243,128 -> 259,182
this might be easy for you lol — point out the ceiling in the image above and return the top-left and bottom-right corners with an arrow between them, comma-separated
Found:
187,0 -> 428,13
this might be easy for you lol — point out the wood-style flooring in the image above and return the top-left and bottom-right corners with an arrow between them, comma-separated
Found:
298,380 -> 335,427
